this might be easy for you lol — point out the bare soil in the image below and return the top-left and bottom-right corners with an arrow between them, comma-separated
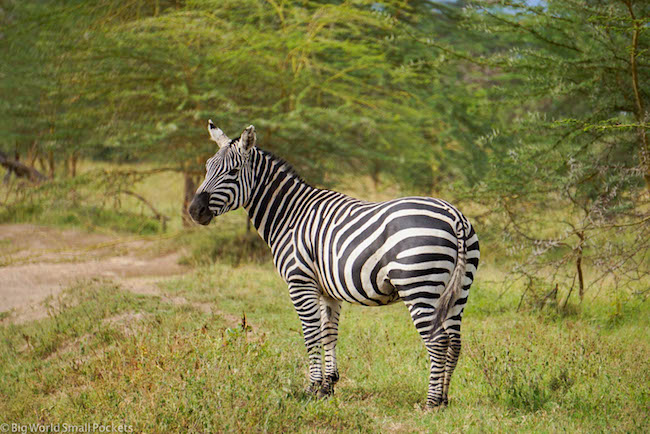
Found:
0,224 -> 189,323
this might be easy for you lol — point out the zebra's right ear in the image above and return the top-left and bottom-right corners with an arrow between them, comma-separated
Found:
208,120 -> 231,148
238,125 -> 256,154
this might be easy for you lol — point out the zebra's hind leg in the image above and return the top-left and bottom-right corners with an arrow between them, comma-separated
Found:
317,295 -> 342,398
442,275 -> 472,405
441,323 -> 461,406
424,329 -> 450,409
400,297 -> 450,408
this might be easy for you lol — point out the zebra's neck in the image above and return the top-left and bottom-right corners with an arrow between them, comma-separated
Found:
244,148 -> 318,249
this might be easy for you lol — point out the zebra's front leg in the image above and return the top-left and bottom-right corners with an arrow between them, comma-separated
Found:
318,295 -> 342,398
289,283 -> 324,395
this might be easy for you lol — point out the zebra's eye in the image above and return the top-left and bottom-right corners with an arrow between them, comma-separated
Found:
227,168 -> 239,176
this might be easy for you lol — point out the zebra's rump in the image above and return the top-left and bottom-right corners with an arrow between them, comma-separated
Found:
310,197 -> 468,306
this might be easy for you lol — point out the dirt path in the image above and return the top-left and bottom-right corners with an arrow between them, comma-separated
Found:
0,224 -> 190,323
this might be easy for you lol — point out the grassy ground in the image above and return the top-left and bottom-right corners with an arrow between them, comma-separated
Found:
1,262 -> 648,432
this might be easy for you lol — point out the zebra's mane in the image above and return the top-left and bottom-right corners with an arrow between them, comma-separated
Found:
257,148 -> 308,185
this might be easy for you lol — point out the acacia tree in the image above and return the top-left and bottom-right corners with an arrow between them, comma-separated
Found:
461,0 -> 650,306
389,0 -> 503,186
0,0 -> 55,174
0,0 -> 161,177
79,0 -> 447,223
3,0 -> 468,224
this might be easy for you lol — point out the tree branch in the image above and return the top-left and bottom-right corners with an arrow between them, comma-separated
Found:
120,189 -> 170,230
622,0 -> 650,190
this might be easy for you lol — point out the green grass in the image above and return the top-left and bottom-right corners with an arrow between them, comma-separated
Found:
1,266 -> 648,432
0,202 -> 164,235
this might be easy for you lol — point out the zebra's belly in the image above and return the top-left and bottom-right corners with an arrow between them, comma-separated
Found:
314,246 -> 455,306
315,263 -> 400,306
315,217 -> 457,305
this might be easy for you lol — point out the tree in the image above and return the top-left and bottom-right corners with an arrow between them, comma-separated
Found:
79,0 -> 452,221
459,0 -> 650,306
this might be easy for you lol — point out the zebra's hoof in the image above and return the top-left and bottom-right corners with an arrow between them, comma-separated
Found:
425,400 -> 447,411
316,382 -> 334,399
306,381 -> 322,395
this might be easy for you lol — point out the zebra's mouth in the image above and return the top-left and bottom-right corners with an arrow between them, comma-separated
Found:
195,213 -> 213,225
188,192 -> 214,225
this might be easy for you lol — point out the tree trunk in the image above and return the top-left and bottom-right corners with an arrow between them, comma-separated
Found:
182,171 -> 197,227
63,154 -> 70,177
27,141 -> 38,167
38,156 -> 47,173
371,161 -> 381,191
70,152 -> 78,177
577,231 -> 585,303
48,150 -> 55,179
624,0 -> 650,191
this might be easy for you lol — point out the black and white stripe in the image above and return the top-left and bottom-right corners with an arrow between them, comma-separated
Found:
189,123 -> 480,408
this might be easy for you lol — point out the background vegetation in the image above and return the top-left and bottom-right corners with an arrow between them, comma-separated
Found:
1,0 -> 648,431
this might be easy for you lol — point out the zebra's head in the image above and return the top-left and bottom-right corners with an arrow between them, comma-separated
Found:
188,121 -> 256,225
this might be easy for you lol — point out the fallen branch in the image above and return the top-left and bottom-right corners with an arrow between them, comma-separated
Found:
0,150 -> 47,183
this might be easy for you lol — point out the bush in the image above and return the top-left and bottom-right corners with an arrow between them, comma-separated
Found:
180,229 -> 271,266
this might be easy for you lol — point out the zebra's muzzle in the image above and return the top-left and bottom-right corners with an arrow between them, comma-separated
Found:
188,192 -> 213,225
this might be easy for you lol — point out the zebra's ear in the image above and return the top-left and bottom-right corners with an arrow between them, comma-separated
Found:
238,125 -> 256,154
208,120 -> 231,149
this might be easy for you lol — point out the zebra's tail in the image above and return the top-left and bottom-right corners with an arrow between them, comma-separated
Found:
431,220 -> 466,334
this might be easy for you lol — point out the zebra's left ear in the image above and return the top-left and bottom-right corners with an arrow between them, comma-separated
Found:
238,125 -> 256,154
208,120 -> 231,149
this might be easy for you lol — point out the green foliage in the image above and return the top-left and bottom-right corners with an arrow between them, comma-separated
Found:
1,0 -> 647,307
0,0 -> 101,161
452,0 -> 650,303
0,0 -> 505,190
0,0 -> 450,188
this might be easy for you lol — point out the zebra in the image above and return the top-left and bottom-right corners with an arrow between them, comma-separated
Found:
189,121 -> 480,408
